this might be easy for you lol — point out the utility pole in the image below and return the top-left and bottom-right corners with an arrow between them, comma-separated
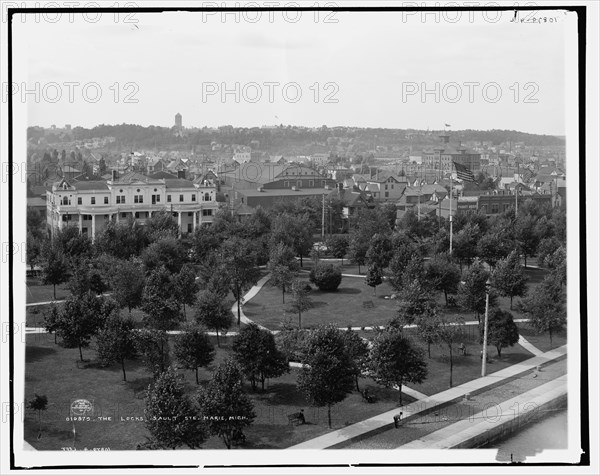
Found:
321,193 -> 325,241
449,174 -> 453,255
481,278 -> 491,377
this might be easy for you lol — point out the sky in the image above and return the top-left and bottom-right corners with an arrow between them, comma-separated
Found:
12,8 -> 572,135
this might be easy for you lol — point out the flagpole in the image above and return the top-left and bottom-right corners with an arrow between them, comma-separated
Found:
449,173 -> 453,255
515,162 -> 519,216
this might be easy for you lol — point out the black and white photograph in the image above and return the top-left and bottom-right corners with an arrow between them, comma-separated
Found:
1,1 -> 598,473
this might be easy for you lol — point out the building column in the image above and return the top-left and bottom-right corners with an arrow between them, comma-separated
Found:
79,214 -> 83,233
177,212 -> 182,237
193,211 -> 197,230
91,214 -> 96,242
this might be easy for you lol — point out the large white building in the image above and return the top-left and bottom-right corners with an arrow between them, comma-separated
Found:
46,171 -> 219,240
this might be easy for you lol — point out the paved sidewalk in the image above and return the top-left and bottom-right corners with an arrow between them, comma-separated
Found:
398,375 -> 567,449
288,345 -> 566,449
518,335 -> 544,356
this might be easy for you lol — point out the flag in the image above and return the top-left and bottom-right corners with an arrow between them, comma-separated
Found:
453,161 -> 476,183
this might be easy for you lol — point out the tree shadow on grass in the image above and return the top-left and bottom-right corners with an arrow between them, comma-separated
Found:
26,345 -> 57,363
253,382 -> 308,407
333,287 -> 362,295
126,376 -> 154,398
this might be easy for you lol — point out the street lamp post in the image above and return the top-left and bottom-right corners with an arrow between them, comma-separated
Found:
481,278 -> 492,377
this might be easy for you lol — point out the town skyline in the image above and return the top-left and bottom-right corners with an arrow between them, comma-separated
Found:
15,10 -> 569,136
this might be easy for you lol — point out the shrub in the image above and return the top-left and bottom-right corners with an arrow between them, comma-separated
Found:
309,263 -> 342,291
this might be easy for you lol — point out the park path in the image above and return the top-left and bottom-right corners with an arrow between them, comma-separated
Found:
288,345 -> 567,449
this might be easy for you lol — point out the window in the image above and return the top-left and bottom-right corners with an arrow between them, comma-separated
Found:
121,213 -> 127,218
167,195 -> 171,203
297,180 -> 302,187
77,197 -> 82,205
188,212 -> 192,216
385,192 -> 389,198
104,197 -> 109,204
204,193 -> 210,201
309,180 -> 314,187
385,184 -> 388,190
179,194 -> 184,202
192,194 -> 196,202
202,209 -> 213,217
116,196 -> 121,204
156,195 -> 160,202
284,181 -> 289,187
91,197 -> 96,205
135,212 -> 139,218
491,203 -> 499,214
321,180 -> 326,187
134,195 -> 143,203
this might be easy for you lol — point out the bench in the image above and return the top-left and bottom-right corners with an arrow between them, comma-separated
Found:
361,389 -> 377,404
287,412 -> 305,426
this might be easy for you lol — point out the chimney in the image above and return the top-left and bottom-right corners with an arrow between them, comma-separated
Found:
112,170 -> 118,181
177,170 -> 186,179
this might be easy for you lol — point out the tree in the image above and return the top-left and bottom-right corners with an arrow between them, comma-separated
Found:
42,303 -> 61,344
518,276 -> 566,348
220,237 -> 260,326
173,264 -> 199,319
452,223 -> 480,268
141,266 -> 182,331
144,367 -> 207,449
134,328 -> 170,378
146,209 -> 179,241
55,293 -> 119,361
537,237 -> 562,267
68,259 -> 107,297
491,250 -> 528,309
190,225 -> 221,263
194,290 -> 232,347
267,243 -> 300,304
366,233 -> 393,269
297,325 -> 355,428
365,264 -> 383,295
40,244 -> 69,300
110,257 -> 145,313
545,246 -> 566,287
479,308 -> 520,358
396,280 -> 437,327
435,317 -> 464,388
327,235 -> 349,265
424,253 -> 461,305
309,262 -> 342,291
26,232 -> 42,271
52,226 -> 93,265
270,213 -> 313,267
369,330 -> 427,405
341,329 -> 370,391
142,238 -> 186,275
347,230 -> 369,274
514,214 -> 540,267
27,394 -> 48,435
96,313 -> 137,381
457,259 -> 496,323
197,360 -> 256,449
416,312 -> 441,359
476,231 -> 512,268
389,233 -> 420,290
288,279 -> 312,329
232,323 -> 289,391
173,323 -> 215,384
94,218 -> 149,259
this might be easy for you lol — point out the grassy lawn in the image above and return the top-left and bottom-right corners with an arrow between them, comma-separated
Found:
399,327 -> 534,396
26,278 -> 70,304
24,334 -> 414,450
516,323 -> 567,353
245,276 -> 400,330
